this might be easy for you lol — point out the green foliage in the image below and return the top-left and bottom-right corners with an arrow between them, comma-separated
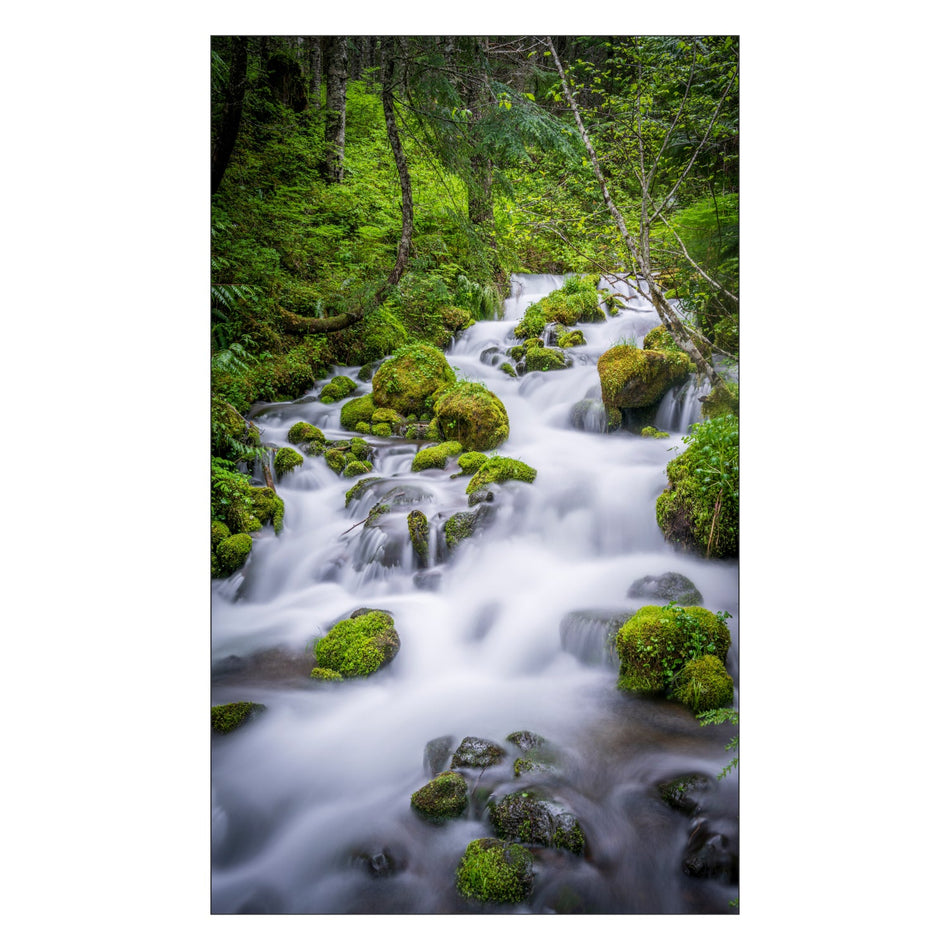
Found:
465,456 -> 537,495
411,441 -> 463,472
211,701 -> 265,734
697,707 -> 739,778
455,838 -> 534,903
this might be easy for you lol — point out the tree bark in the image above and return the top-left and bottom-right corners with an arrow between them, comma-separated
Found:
323,36 -> 348,182
381,37 -> 413,286
211,36 -> 248,196
307,36 -> 322,104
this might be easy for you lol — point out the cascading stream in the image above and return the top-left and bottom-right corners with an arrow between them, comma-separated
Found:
211,274 -> 738,914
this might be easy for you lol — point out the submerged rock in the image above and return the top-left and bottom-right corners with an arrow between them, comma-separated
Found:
451,736 -> 506,769
487,789 -> 587,855
657,773 -> 715,816
455,838 -> 534,903
433,381 -> 510,452
372,343 -> 457,417
410,771 -> 469,823
559,608 -> 631,667
211,701 -> 266,735
682,818 -> 739,884
424,735 -> 455,777
627,572 -> 704,606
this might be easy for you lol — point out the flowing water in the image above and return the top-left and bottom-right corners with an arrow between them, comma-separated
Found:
211,274 -> 739,914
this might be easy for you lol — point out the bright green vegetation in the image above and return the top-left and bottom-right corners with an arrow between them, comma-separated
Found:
343,459 -> 373,478
287,421 -> 325,444
410,771 -> 468,822
444,509 -> 485,550
273,446 -> 304,478
615,603 -> 731,709
656,413 -> 738,558
339,394 -> 376,430
524,346 -> 569,373
455,838 -> 534,903
213,532 -> 253,576
642,326 -> 681,352
318,375 -> 358,402
513,274 -> 605,338
597,344 -> 692,416
557,329 -> 586,348
211,396 -> 262,462
697,707 -> 739,779
211,701 -> 265,734
465,456 -> 537,495
312,610 -> 400,678
407,509 -> 429,565
411,440 -> 463,472
640,426 -> 669,439
372,343 -> 456,416
457,451 -> 488,474
433,381 -> 509,452
309,667 -> 344,681
701,381 -> 740,420
671,654 -> 734,713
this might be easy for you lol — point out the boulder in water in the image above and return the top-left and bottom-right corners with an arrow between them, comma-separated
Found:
319,375 -> 358,403
451,736 -> 506,769
407,509 -> 429,568
214,533 -> 252,577
524,346 -> 571,373
465,456 -> 537,496
372,343 -> 457,416
273,447 -> 303,478
627,572 -> 703,606
443,504 -> 495,553
339,393 -> 376,430
424,735 -> 455,776
433,381 -> 510,452
311,609 -> 400,678
287,421 -> 325,445
487,789 -> 587,855
569,398 -> 607,433
598,344 -> 692,411
411,440 -> 463,472
682,818 -> 738,883
657,773 -> 715,816
455,838 -> 534,903
670,654 -> 734,713
410,770 -> 469,823
211,701 -> 266,735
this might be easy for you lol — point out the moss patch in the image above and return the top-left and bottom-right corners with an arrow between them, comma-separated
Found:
319,375 -> 358,403
287,421 -> 325,444
456,838 -> 534,903
312,610 -> 400,678
407,509 -> 429,567
372,343 -> 457,416
466,456 -> 537,495
211,701 -> 265,734
410,770 -> 468,823
524,346 -> 569,373
214,533 -> 253,576
671,654 -> 734,713
411,440 -> 463,472
339,393 -> 376,431
433,382 -> 509,452
598,344 -> 692,410
274,447 -> 304,478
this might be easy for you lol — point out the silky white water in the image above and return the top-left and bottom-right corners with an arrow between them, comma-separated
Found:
211,274 -> 739,914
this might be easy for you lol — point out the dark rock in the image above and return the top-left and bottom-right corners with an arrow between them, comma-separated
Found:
627,571 -> 703,605
413,569 -> 442,591
559,609 -> 632,668
424,735 -> 455,777
682,818 -> 739,884
410,771 -> 468,823
353,845 -> 407,878
488,789 -> 587,855
657,773 -> 715,816
451,736 -> 506,769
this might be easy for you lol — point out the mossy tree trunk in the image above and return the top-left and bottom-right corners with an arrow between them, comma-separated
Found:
323,35 -> 348,182
211,35 -> 248,196
381,36 -> 413,286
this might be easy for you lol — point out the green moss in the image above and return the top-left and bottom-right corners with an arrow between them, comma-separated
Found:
309,666 -> 343,681
312,610 -> 400,678
411,440 -> 463,472
371,407 -> 405,427
410,770 -> 468,822
211,396 -> 261,462
339,393 -> 376,431
345,477 -> 383,508
557,329 -> 586,348
642,326 -> 682,352
513,274 -> 604,338
455,838 -> 534,903
488,791 -> 586,855
466,456 -> 537,495
319,375 -> 358,403
615,604 -> 731,695
249,485 -> 284,533
287,421 -> 325,444
211,701 -> 265,734
211,520 -> 231,548
524,346 -> 569,373
371,423 -> 393,437
214,533 -> 253,576
444,510 -> 479,550
343,459 -> 373,478
433,382 -> 509,452
371,343 -> 457,416
302,439 -> 325,456
640,426 -> 669,439
354,421 -> 371,434
273,447 -> 304,478
457,451 -> 488,475
671,654 -> 734,713
598,344 -> 692,410
702,382 -> 740,420
324,449 -> 347,474
407,509 -> 429,566
500,362 -> 517,377
364,502 -> 391,529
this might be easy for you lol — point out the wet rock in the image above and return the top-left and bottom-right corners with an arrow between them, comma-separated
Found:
424,735 -> 455,777
682,818 -> 738,884
413,569 -> 442,591
627,571 -> 704,606
657,773 -> 715,816
443,504 -> 495,553
353,845 -> 407,878
407,509 -> 429,568
569,398 -> 607,434
211,701 -> 266,735
451,736 -> 506,769
410,770 -> 468,823
467,487 -> 495,507
311,609 -> 400,679
507,731 -> 561,778
487,789 -> 587,855
559,609 -> 631,668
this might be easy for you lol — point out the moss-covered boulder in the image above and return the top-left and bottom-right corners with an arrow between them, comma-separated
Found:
488,790 -> 587,855
211,701 -> 265,734
443,505 -> 494,552
627,572 -> 703,606
214,533 -> 253,576
451,736 -> 506,769
656,413 -> 738,558
524,346 -> 570,373
319,375 -> 358,403
557,329 -> 586,348
287,421 -> 325,444
343,459 -> 373,478
642,325 -> 682,352
312,609 -> 400,679
702,381 -> 740,420
345,477 -> 385,509
273,447 -> 304,478
411,440 -> 463,472
466,456 -> 537,496
598,344 -> 692,411
640,426 -> 669,439
457,451 -> 488,475
372,343 -> 457,416
339,393 -> 376,431
671,654 -> 734,713
615,604 -> 730,696
309,667 -> 344,681
513,274 -> 605,338
407,510 -> 429,568
456,838 -> 534,903
410,770 -> 468,823
433,382 -> 509,452
371,407 -> 406,431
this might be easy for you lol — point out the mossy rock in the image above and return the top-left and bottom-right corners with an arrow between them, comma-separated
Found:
627,572 -> 703,606
658,773 -> 715,815
642,326 -> 682,352
407,509 -> 429,567
466,456 -> 537,496
443,506 -> 493,551
433,382 -> 509,452
411,440 -> 463,472
309,666 -> 344,681
451,736 -> 506,769
513,275 -> 604,338
371,407 -> 406,429
302,439 -> 326,456
312,609 -> 400,679
671,654 -> 734,713
457,451 -> 488,475
211,701 -> 265,734
343,459 -> 373,478
319,375 -> 358,403
410,770 -> 468,823
249,485 -> 284,533
211,397 -> 261,462
371,343 -> 457,417
345,477 -> 384,509
557,329 -> 586,348
287,421 -> 325,444
500,362 -> 517,377
273,447 -> 304,478
340,393 -> 377,431
524,346 -> 570,373
324,448 -> 347,474
702,381 -> 740,420
640,426 -> 669,439
211,520 -> 230,548
455,838 -> 534,903
615,604 -> 730,695
488,790 -> 587,855
598,344 -> 692,410
354,421 -> 372,435
214,533 -> 253,576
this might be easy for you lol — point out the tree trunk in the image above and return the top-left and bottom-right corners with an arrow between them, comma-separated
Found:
307,36 -> 322,104
381,37 -> 413,286
323,36 -> 348,182
211,36 -> 248,196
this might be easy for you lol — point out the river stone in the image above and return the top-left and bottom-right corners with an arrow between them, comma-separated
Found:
424,735 -> 455,777
657,773 -> 715,816
569,398 -> 607,433
451,736 -> 506,769
682,818 -> 738,884
455,838 -> 534,903
352,845 -> 407,877
410,770 -> 469,823
627,572 -> 703,606
487,789 -> 587,855
559,609 -> 631,668
413,569 -> 442,591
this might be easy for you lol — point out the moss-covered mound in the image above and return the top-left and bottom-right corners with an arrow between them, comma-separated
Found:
319,375 -> 358,403
214,532 -> 253,576
444,505 -> 494,551
598,344 -> 692,412
372,343 -> 457,416
407,509 -> 429,567
524,346 -> 570,373
466,456 -> 537,495
411,440 -> 463,472
322,437 -> 374,478
702,381 -> 740,420
309,667 -> 343,681
639,425 -> 669,438
410,770 -> 468,823
312,609 -> 400,679
433,382 -> 509,452
488,790 -> 586,855
211,701 -> 265,734
339,393 -> 376,431
457,451 -> 488,475
642,325 -> 682,352
557,329 -> 586,348
513,274 -> 605,338
274,447 -> 304,478
455,838 -> 534,903
671,654 -> 734,713
287,421 -> 325,444
615,604 -> 730,697
656,413 -> 738,558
